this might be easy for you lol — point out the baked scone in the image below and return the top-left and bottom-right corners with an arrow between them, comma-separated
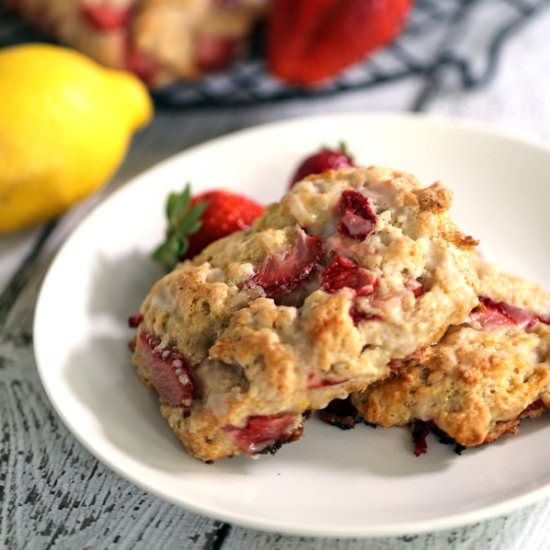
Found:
353,261 -> 550,449
8,0 -> 266,86
131,166 -> 479,461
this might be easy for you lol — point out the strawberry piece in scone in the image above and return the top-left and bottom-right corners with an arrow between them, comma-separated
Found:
337,190 -> 377,240
321,254 -> 377,296
81,3 -> 131,30
352,261 -> 550,454
224,413 -> 303,454
134,332 -> 195,407
246,227 -> 323,298
132,166 -> 479,461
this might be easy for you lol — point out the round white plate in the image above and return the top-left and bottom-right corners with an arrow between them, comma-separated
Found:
34,113 -> 550,538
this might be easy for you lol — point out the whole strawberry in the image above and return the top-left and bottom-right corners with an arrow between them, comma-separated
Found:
290,142 -> 355,187
185,189 -> 265,259
268,0 -> 413,86
153,184 -> 265,271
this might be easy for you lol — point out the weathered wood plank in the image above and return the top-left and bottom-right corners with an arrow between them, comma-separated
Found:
0,344 -> 222,550
0,228 -> 38,295
221,502 -> 550,550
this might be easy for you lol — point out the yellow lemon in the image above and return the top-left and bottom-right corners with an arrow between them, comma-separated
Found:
0,44 -> 153,233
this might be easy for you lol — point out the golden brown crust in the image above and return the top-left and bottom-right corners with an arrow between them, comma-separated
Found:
132,166 -> 479,461
303,291 -> 363,373
354,264 -> 550,447
415,181 -> 451,213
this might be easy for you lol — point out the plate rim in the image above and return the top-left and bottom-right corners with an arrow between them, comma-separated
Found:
33,111 -> 550,538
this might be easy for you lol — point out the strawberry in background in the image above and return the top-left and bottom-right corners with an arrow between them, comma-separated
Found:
268,0 -> 413,86
290,142 -> 355,187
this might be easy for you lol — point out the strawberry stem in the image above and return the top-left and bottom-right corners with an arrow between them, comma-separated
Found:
338,140 -> 353,161
152,183 -> 207,271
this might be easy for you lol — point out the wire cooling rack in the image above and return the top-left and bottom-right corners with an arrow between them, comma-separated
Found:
1,0 -> 549,109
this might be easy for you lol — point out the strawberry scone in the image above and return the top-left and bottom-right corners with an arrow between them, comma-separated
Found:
131,166 -> 479,461
8,0 -> 266,86
354,261 -> 550,450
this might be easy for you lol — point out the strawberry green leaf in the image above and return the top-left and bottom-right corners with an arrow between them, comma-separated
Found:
337,140 -> 353,161
152,183 -> 207,272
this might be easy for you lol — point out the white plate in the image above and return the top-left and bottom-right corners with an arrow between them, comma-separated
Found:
34,113 -> 550,538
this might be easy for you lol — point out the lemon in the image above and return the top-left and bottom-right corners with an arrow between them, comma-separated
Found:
0,44 -> 153,233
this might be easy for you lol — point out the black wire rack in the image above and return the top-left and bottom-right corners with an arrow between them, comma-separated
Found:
1,0 -> 548,110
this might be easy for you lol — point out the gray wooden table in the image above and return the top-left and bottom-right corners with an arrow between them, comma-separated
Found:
3,5 -> 550,549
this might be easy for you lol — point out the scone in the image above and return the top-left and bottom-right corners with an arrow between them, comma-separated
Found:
8,0 -> 266,86
132,166 -> 479,462
353,261 -> 550,449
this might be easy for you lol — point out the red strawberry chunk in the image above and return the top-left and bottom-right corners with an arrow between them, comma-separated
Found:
128,313 -> 143,328
493,301 -> 537,329
469,307 -> 512,328
137,332 -> 195,408
224,413 -> 298,454
321,255 -> 377,296
322,255 -> 378,325
349,307 -> 382,325
246,227 -> 323,298
196,33 -> 242,73
408,278 -> 425,298
307,372 -> 348,389
125,40 -> 160,84
471,297 -> 537,330
338,190 -> 377,240
81,3 -> 131,30
412,420 -> 434,457
519,399 -> 545,418
340,209 -> 375,239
